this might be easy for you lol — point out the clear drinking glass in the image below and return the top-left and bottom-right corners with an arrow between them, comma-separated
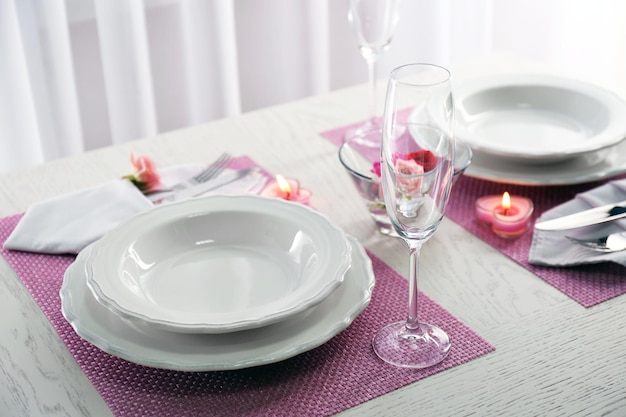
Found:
347,0 -> 401,141
338,128 -> 398,236
373,63 -> 455,368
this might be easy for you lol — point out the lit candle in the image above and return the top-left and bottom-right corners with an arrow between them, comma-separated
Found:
475,192 -> 534,238
261,174 -> 312,205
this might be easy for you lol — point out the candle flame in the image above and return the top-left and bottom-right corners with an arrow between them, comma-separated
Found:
276,174 -> 291,194
502,192 -> 511,211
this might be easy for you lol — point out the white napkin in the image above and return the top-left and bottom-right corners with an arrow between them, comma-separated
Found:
3,165 -> 267,255
528,178 -> 626,267
4,180 -> 152,254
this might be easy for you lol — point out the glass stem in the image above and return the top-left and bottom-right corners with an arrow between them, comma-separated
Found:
366,55 -> 378,123
406,239 -> 424,331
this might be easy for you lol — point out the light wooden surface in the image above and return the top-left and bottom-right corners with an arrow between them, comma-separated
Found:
2,55 -> 626,417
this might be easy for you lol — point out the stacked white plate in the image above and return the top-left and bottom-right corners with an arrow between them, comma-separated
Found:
60,195 -> 375,371
454,74 -> 626,185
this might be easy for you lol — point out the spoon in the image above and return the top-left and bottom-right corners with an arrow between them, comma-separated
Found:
566,231 -> 626,253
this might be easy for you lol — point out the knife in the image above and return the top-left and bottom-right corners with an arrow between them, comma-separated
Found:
162,167 -> 260,202
534,199 -> 626,231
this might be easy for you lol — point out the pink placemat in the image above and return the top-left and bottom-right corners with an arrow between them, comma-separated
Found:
1,159 -> 494,417
321,122 -> 626,308
446,174 -> 626,307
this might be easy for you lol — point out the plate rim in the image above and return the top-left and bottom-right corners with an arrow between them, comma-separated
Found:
464,141 -> 626,186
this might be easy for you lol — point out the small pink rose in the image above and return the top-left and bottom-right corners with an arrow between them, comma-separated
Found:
371,161 -> 382,177
125,153 -> 161,192
395,158 -> 424,193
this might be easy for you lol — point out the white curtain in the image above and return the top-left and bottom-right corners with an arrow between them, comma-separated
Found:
2,0 -> 626,172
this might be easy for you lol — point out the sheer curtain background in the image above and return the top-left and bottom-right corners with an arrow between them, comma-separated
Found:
2,0 -> 626,172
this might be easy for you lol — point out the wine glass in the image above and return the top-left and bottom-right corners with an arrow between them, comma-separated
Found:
373,63 -> 455,368
347,0 -> 401,142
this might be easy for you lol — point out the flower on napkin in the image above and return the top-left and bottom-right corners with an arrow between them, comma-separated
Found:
122,153 -> 161,192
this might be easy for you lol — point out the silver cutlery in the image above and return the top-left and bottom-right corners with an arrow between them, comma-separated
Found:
159,152 -> 232,193
566,231 -> 626,253
535,199 -> 626,231
162,167 -> 260,203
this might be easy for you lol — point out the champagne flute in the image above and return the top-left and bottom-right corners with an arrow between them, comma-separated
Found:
347,0 -> 401,141
373,63 -> 455,368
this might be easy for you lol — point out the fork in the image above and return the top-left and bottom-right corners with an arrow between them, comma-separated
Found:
167,152 -> 232,192
566,231 -> 626,253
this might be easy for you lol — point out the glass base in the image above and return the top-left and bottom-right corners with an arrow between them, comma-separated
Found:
369,211 -> 400,237
372,321 -> 451,368
377,224 -> 399,237
344,123 -> 381,147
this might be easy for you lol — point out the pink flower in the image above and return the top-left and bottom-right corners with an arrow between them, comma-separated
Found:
371,161 -> 382,177
371,150 -> 436,178
395,158 -> 424,193
124,153 -> 161,192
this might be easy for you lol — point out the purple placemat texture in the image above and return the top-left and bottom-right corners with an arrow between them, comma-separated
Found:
0,166 -> 494,417
446,174 -> 626,307
321,121 -> 626,307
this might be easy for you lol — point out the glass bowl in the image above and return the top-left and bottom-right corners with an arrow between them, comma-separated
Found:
339,129 -> 472,236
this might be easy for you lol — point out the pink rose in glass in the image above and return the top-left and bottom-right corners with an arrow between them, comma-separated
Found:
371,150 -> 436,179
124,153 -> 161,192
394,158 -> 424,193
371,161 -> 382,177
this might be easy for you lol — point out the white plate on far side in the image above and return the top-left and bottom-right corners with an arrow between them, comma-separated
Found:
86,195 -> 352,334
455,74 -> 626,163
61,236 -> 375,372
465,138 -> 626,186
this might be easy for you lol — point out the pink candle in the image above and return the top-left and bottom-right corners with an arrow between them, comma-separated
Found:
261,174 -> 312,205
475,192 -> 533,238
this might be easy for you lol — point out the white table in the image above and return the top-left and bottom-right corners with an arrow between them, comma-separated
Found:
2,56 -> 626,416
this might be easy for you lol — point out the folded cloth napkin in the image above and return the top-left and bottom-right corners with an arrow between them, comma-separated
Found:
3,165 -> 267,255
4,180 -> 152,254
529,178 -> 626,267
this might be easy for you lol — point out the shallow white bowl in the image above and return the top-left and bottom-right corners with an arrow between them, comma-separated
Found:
455,74 -> 626,163
86,195 -> 351,334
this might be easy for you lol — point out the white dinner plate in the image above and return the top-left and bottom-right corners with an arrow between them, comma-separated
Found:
455,74 -> 626,163
86,195 -> 352,334
464,139 -> 626,185
61,236 -> 375,372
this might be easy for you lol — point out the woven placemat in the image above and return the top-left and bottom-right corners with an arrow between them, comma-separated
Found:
321,122 -> 626,307
446,174 -> 626,307
0,185 -> 494,417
